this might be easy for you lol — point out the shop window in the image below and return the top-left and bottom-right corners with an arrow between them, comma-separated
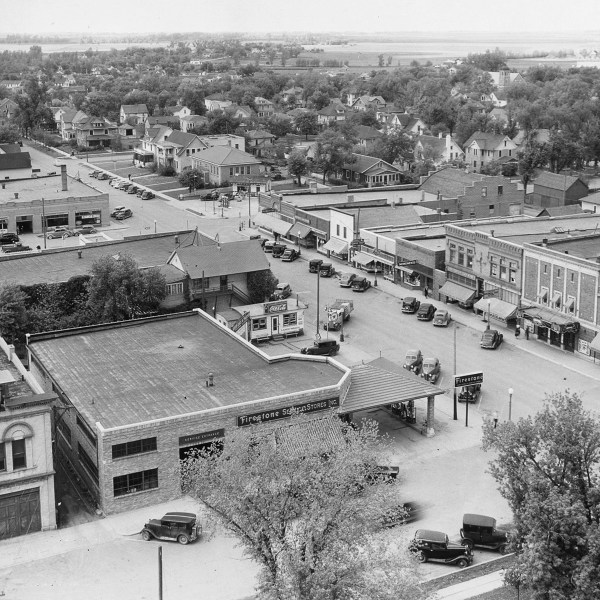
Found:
283,313 -> 297,326
113,468 -> 158,497
0,442 -> 5,471
12,439 -> 26,469
466,248 -> 474,268
252,318 -> 267,331
78,443 -> 98,481
112,437 -> 157,460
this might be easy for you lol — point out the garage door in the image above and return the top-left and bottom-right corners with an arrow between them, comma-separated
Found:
0,488 -> 41,539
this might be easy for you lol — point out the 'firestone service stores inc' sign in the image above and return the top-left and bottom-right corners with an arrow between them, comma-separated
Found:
237,397 -> 340,427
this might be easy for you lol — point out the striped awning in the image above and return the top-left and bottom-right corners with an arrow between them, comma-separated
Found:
474,298 -> 518,321
254,213 -> 292,236
590,334 -> 600,353
439,281 -> 476,304
353,251 -> 375,266
322,238 -> 348,254
291,222 -> 313,239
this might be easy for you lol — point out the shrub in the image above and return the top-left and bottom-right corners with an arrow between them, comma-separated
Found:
158,165 -> 176,177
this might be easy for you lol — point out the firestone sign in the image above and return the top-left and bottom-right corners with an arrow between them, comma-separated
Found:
237,397 -> 340,427
454,372 -> 484,388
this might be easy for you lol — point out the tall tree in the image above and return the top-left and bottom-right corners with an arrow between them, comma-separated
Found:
369,130 -> 413,165
0,284 -> 28,344
287,149 -> 308,186
246,270 -> 278,303
518,141 -> 549,200
483,392 -> 600,600
314,129 -> 355,184
294,111 -> 319,140
181,416 -> 423,600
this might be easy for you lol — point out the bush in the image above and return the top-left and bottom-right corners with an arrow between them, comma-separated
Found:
158,165 -> 176,177
148,162 -> 158,173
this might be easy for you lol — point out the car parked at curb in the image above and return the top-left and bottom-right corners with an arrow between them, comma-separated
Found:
421,357 -> 441,384
73,226 -> 97,236
263,240 -> 275,253
89,170 -> 100,178
433,309 -> 451,327
0,232 -> 20,245
481,329 -> 503,349
460,514 -> 510,554
409,529 -> 473,568
402,297 -> 420,314
351,276 -> 371,292
271,283 -> 292,300
339,272 -> 357,287
141,512 -> 201,545
97,172 -> 110,180
282,248 -> 300,262
319,263 -> 335,277
300,339 -> 340,357
46,228 -> 75,239
272,243 -> 287,258
309,258 -> 323,273
114,208 -> 133,220
127,185 -> 139,194
417,303 -> 436,321
110,206 -> 126,218
141,191 -> 155,200
403,349 -> 423,375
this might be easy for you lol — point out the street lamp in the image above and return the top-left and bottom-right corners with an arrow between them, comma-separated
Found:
508,388 -> 514,421
154,220 -> 157,234
374,259 -> 378,287
487,299 -> 491,331
297,230 -> 301,249
453,324 -> 458,420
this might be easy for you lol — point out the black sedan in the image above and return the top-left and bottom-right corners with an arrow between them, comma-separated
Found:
417,303 -> 436,321
481,329 -> 503,349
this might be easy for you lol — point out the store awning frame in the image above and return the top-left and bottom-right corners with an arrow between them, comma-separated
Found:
322,238 -> 348,254
353,251 -> 375,266
290,222 -> 313,239
439,281 -> 476,304
397,265 -> 417,275
474,297 -> 518,321
254,213 -> 292,236
590,334 -> 600,353
521,306 -> 579,330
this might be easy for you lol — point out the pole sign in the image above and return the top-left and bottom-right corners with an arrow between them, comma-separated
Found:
454,372 -> 484,388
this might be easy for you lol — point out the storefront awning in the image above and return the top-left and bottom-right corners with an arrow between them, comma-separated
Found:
397,265 -> 417,275
522,306 -> 578,330
590,333 -> 600,353
353,251 -> 375,266
473,298 -> 518,321
439,281 -> 476,304
322,238 -> 348,254
291,222 -> 313,239
254,212 -> 292,236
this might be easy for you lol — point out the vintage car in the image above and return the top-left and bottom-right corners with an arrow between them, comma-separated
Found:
281,248 -> 300,262
271,283 -> 292,300
351,276 -> 372,292
300,339 -> 340,357
403,349 -> 423,375
272,243 -> 287,258
141,191 -> 155,200
417,303 -> 436,321
338,272 -> 357,288
458,384 -> 481,403
319,263 -> 335,278
141,512 -> 201,545
421,357 -> 441,384
460,513 -> 510,553
433,309 -> 451,327
114,208 -> 133,220
481,329 -> 503,349
263,240 -> 275,253
309,258 -> 323,273
110,205 -> 126,218
402,296 -> 420,314
0,232 -> 20,245
46,228 -> 75,239
409,529 -> 473,567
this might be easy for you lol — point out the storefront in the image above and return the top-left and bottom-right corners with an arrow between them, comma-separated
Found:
473,297 -> 518,326
439,280 -> 477,307
521,306 -> 579,352
321,237 -> 348,260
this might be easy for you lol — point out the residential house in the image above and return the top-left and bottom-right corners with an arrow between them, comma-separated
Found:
164,105 -> 192,119
529,172 -> 589,208
0,152 -> 32,179
142,128 -> 209,173
488,68 -> 525,90
192,146 -> 263,186
396,113 -> 427,135
317,101 -> 347,128
180,114 -> 209,133
58,109 -> 88,141
74,116 -> 118,148
245,130 -> 276,157
144,115 -> 179,131
581,190 -> 600,213
281,86 -> 304,107
117,122 -> 144,148
254,97 -> 275,118
204,96 -> 232,112
227,104 -> 254,122
354,125 -> 383,148
119,104 -> 149,125
199,134 -> 246,153
463,131 -> 518,172
414,134 -> 464,166
345,88 -> 361,107
489,90 -> 508,108
0,342 -> 57,539
350,95 -> 386,112
339,153 -> 404,187
0,98 -> 18,128
0,81 -> 22,91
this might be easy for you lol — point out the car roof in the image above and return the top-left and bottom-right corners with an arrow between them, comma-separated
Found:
354,276 -> 366,281
161,512 -> 197,523
423,357 -> 438,363
415,529 -> 447,543
404,296 -> 416,301
435,309 -> 448,315
463,513 -> 496,527
482,330 -> 498,338
419,303 -> 433,308
277,282 -> 289,287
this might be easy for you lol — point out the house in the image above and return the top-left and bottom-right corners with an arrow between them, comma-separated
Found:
142,127 -> 209,173
0,143 -> 21,154
227,104 -> 254,121
317,101 -> 347,127
0,80 -> 22,91
74,116 -> 118,148
254,97 -> 275,118
413,134 -> 464,166
463,131 -> 518,172
512,128 -> 551,150
350,95 -> 386,112
395,113 -> 427,135
339,153 -> 404,187
245,129 -> 276,157
144,115 -> 179,131
204,96 -> 232,112
199,133 -> 246,153
281,86 -> 304,106
0,98 -> 18,127
489,90 -> 508,108
164,105 -> 192,119
581,190 -> 600,214
0,152 -> 32,179
488,68 -> 525,90
354,125 -> 383,148
0,342 -> 57,539
180,114 -> 209,133
192,146 -> 263,186
57,109 -> 88,141
119,104 -> 149,124
529,172 -> 589,208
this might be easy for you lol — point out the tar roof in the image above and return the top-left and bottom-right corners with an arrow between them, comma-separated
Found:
0,174 -> 101,203
28,311 -> 346,430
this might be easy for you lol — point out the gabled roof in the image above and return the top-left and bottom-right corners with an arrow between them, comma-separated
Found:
415,135 -> 452,157
121,104 -> 148,114
164,105 -> 184,115
344,153 -> 398,174
146,115 -> 176,127
397,113 -> 423,128
354,125 -> 383,140
193,146 -> 261,166
533,171 -> 587,191
0,143 -> 21,154
318,104 -> 345,117
419,167 -> 484,197
246,129 -> 276,140
165,129 -> 204,150
169,239 -> 269,278
463,131 -> 512,150
0,152 -> 31,170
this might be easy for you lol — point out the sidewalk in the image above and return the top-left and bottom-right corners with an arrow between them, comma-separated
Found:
430,570 -> 505,600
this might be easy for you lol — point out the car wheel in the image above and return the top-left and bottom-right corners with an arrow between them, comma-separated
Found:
177,534 -> 190,545
499,544 -> 508,555
462,539 -> 474,551
417,551 -> 427,563
456,558 -> 469,569
141,530 -> 151,541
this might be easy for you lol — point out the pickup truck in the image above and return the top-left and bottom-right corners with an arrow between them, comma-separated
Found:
2,242 -> 32,253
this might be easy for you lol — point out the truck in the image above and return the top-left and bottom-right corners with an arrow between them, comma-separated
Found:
323,299 -> 354,331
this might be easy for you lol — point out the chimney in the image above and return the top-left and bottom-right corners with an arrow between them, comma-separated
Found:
61,164 -> 68,191
77,250 -> 82,259
174,235 -> 180,244
490,230 -> 495,237
1,183 -> 4,189
542,238 -> 548,247
14,192 -> 18,199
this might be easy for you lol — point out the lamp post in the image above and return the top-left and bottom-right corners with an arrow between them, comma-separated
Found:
248,189 -> 252,228
487,299 -> 491,331
316,268 -> 321,340
374,259 -> 378,287
41,196 -> 46,250
154,220 -> 157,234
508,387 -> 514,421
453,324 -> 458,420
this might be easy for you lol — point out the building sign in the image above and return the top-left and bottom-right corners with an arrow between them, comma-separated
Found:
237,397 -> 340,427
263,301 -> 287,314
454,372 -> 484,388
578,340 -> 590,355
179,428 -> 225,446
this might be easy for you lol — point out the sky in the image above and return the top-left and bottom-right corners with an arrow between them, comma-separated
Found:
2,0 -> 600,35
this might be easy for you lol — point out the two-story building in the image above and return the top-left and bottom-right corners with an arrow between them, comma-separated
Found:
0,98 -> 18,128
192,146 -> 263,186
254,97 -> 275,118
317,102 -> 347,128
529,172 -> 589,208
119,104 -> 149,125
74,116 -> 118,148
245,130 -> 276,157
413,134 -> 464,166
463,132 -> 518,172
350,95 -> 387,112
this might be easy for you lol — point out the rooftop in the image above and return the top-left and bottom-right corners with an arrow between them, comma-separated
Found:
279,189 -> 423,209
336,205 -> 424,229
28,311 -> 346,429
0,174 -> 102,203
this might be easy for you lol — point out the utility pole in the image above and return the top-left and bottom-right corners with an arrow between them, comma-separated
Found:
158,546 -> 163,600
453,325 -> 458,420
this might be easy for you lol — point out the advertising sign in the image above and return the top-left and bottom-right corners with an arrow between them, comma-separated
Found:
454,372 -> 484,388
237,397 -> 340,427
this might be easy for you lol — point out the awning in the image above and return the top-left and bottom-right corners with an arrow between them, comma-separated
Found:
590,334 -> 600,353
474,297 -> 518,321
551,292 -> 562,307
439,281 -> 476,304
522,306 -> 578,328
322,238 -> 348,254
537,290 -> 548,302
397,266 -> 417,275
254,213 -> 292,236
353,251 -> 375,266
291,222 -> 313,239
564,297 -> 575,311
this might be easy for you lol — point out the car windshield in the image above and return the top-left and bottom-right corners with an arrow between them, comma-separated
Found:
483,332 -> 495,340
435,311 -> 445,317
406,354 -> 416,362
423,361 -> 435,370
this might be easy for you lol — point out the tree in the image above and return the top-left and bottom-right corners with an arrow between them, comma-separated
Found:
287,150 -> 308,186
294,111 -> 319,140
482,391 -> 600,600
0,125 -> 21,144
86,254 -> 166,322
314,129 -> 355,184
0,284 -> 28,344
518,141 -> 549,200
181,416 -> 423,600
178,168 -> 204,191
246,270 -> 278,303
369,130 -> 413,165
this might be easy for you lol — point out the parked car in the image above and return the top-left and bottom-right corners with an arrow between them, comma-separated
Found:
417,303 -> 436,321
309,258 -> 323,273
0,232 -> 20,245
402,297 -> 420,314
351,276 -> 371,292
271,283 -> 292,300
282,248 -> 300,262
403,349 -> 423,375
110,206 -> 126,218
121,183 -> 134,192
409,529 -> 473,568
300,339 -> 340,357
460,514 -> 510,553
381,501 -> 421,528
339,272 -> 357,287
115,208 -> 133,220
117,180 -> 131,190
458,384 -> 481,404
136,188 -> 145,197
272,243 -> 287,258
433,309 -> 451,327
481,329 -> 503,349
2,242 -> 31,253
421,357 -> 441,384
110,178 -> 124,188
89,170 -> 100,178
141,191 -> 155,200
74,226 -> 97,236
141,512 -> 201,545
127,185 -> 139,194
319,263 -> 335,277
263,240 -> 275,253
46,228 -> 75,239
97,172 -> 110,180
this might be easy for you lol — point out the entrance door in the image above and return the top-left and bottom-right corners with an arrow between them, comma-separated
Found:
0,488 -> 41,539
272,317 -> 278,333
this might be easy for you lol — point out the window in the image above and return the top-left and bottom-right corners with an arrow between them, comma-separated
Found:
557,268 -> 561,278
58,420 -> 72,447
449,243 -> 456,263
481,187 -> 487,197
498,185 -> 503,196
229,167 -> 233,176
552,292 -> 562,308
78,443 -> 98,481
466,248 -> 474,268
166,282 -> 183,296
457,245 -> 465,266
509,262 -> 517,284
252,318 -> 267,331
336,224 -> 340,236
112,437 -> 157,460
12,439 -> 26,469
499,258 -> 508,281
538,287 -> 548,304
113,468 -> 158,497
77,415 -> 97,448
490,256 -> 498,277
343,227 -> 347,239
0,443 -> 5,471
571,272 -> 575,283
543,264 -> 548,274
283,313 -> 297,326
566,296 -> 576,313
